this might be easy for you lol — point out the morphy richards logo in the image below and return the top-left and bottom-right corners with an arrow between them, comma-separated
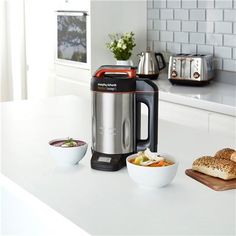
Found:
97,83 -> 117,87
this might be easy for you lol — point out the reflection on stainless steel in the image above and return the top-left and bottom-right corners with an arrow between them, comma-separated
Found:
92,92 -> 135,154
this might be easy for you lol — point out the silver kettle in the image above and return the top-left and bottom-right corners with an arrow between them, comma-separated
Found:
137,48 -> 166,79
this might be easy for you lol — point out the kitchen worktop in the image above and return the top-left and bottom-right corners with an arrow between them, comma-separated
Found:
1,96 -> 236,235
155,73 -> 236,116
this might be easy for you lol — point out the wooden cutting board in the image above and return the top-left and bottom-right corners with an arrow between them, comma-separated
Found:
185,169 -> 236,191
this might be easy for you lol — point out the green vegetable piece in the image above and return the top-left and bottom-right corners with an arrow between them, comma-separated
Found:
63,138 -> 77,147
134,151 -> 149,165
134,156 -> 144,165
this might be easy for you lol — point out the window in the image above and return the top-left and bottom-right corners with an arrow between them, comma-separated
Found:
56,11 -> 88,68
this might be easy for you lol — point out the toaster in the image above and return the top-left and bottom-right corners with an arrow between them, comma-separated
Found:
168,54 -> 214,86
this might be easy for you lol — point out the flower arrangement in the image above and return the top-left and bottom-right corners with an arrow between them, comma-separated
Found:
106,32 -> 136,60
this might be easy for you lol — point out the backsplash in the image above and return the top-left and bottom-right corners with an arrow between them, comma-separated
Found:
147,0 -> 236,73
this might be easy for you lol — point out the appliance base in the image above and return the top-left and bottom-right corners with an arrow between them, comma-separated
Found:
169,79 -> 211,86
91,150 -> 133,171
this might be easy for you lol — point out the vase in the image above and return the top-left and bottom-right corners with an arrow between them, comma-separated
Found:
116,59 -> 133,66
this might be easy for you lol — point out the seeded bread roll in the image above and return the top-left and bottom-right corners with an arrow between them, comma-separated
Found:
214,148 -> 235,160
192,156 -> 236,180
230,151 -> 236,163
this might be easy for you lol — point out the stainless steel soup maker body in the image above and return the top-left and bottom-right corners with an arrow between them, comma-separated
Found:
90,66 -> 158,171
92,92 -> 135,155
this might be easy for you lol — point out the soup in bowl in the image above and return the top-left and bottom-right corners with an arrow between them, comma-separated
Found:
126,149 -> 178,188
49,138 -> 88,166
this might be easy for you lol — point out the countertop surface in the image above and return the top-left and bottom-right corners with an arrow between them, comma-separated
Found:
1,96 -> 236,235
155,73 -> 236,116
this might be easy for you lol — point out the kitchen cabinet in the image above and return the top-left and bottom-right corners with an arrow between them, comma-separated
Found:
159,100 -> 236,138
24,0 -> 55,99
24,0 -> 146,98
159,100 -> 209,131
55,76 -> 90,100
156,74 -> 236,138
208,112 -> 236,138
54,0 -> 147,96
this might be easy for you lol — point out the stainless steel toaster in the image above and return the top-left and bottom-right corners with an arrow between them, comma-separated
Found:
168,54 -> 214,86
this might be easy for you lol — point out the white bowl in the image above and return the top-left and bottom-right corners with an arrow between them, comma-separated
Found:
126,153 -> 178,188
49,139 -> 88,166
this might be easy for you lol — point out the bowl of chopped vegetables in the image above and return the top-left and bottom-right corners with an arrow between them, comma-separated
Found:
49,138 -> 88,166
126,148 -> 178,188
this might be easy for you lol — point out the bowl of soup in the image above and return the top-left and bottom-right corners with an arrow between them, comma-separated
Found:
126,149 -> 178,188
49,138 -> 88,166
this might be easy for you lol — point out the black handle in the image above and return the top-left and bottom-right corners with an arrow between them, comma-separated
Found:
136,79 -> 158,152
155,53 -> 166,71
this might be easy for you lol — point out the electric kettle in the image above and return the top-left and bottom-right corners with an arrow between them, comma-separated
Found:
137,48 -> 166,79
91,65 -> 158,171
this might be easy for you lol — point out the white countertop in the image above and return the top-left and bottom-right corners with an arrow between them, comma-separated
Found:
156,73 -> 236,116
1,96 -> 236,235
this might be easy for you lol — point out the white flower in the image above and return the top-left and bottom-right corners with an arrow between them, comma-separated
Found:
124,32 -> 131,38
106,32 -> 135,59
117,39 -> 123,48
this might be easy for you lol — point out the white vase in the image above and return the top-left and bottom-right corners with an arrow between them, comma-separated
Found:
116,60 -> 133,66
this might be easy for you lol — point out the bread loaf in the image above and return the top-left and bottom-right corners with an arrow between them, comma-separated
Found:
230,151 -> 236,163
215,148 -> 235,160
192,156 -> 236,180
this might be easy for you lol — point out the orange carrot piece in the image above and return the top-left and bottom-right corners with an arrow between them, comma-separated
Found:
156,160 -> 164,166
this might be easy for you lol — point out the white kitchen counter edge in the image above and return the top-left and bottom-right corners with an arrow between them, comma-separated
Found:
159,90 -> 235,117
0,174 -> 90,236
154,73 -> 236,117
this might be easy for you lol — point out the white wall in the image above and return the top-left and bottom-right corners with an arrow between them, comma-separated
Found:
147,0 -> 236,73
90,0 -> 147,73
